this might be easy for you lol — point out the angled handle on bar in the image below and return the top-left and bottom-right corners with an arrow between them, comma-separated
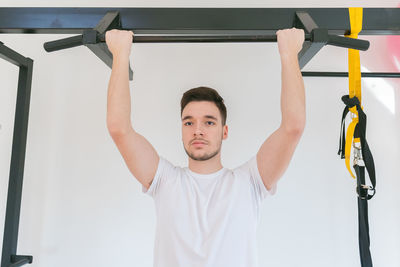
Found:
44,29 -> 99,52
309,28 -> 369,51
294,10 -> 370,51
43,11 -> 134,81
297,29 -> 370,69
44,35 -> 83,52
295,10 -> 369,68
326,34 -> 369,51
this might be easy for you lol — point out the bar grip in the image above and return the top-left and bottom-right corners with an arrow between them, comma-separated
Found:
97,32 -> 312,43
97,33 -> 285,43
44,35 -> 83,52
327,35 -> 370,51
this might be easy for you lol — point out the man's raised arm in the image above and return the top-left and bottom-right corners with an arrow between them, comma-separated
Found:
256,28 -> 306,191
106,29 -> 159,190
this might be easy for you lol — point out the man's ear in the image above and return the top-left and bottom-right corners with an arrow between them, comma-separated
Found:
223,125 -> 228,140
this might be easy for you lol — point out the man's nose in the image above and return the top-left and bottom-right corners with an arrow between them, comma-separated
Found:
194,124 -> 204,136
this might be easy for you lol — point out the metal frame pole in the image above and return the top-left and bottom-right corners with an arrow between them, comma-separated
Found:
0,41 -> 33,267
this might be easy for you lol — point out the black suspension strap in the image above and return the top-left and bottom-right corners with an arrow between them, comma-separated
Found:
338,96 -> 376,267
337,7 -> 377,267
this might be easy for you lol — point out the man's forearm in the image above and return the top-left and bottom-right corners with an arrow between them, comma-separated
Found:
106,56 -> 132,133
280,55 -> 306,133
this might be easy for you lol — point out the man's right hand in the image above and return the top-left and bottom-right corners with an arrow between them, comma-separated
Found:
105,29 -> 134,58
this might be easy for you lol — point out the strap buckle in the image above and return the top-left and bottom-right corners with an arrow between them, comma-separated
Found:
353,141 -> 364,166
356,184 -> 376,200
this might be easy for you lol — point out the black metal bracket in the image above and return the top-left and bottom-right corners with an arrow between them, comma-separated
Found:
0,41 -> 34,267
295,11 -> 370,68
295,11 -> 323,69
44,11 -> 134,80
9,255 -> 33,267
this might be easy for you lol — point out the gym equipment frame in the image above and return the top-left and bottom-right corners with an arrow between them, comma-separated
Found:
1,7 -> 399,267
0,41 -> 33,267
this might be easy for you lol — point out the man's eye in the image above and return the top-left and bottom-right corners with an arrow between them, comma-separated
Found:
184,122 -> 192,126
207,121 -> 215,125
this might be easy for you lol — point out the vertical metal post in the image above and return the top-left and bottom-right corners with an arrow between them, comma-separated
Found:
1,41 -> 33,267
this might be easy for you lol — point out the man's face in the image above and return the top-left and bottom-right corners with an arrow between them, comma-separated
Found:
181,101 -> 228,161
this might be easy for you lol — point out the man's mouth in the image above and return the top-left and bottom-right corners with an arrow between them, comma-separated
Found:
192,141 -> 207,146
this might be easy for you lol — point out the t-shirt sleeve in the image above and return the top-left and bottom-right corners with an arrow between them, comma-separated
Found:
141,156 -> 177,198
239,155 -> 277,202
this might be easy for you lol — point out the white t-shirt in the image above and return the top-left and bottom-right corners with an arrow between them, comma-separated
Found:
142,155 -> 277,267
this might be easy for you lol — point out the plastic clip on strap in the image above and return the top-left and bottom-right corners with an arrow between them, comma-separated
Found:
337,8 -> 377,267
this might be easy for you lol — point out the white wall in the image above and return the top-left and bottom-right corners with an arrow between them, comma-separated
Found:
1,2 -> 399,267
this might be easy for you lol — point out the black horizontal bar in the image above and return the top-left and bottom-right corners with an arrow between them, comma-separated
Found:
44,32 -> 369,53
112,33 -> 369,50
302,71 -> 400,78
130,33 -> 289,42
43,33 -> 295,52
0,8 -> 399,35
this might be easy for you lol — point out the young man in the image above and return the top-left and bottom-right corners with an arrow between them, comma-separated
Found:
106,28 -> 306,267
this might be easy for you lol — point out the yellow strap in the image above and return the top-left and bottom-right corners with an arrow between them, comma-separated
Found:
344,7 -> 363,178
345,118 -> 357,178
346,7 -> 363,114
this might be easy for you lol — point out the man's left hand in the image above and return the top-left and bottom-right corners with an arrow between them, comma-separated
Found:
276,28 -> 305,59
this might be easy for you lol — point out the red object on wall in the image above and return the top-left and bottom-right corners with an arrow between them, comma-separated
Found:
386,4 -> 400,71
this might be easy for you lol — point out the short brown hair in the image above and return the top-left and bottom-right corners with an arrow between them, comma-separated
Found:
181,86 -> 227,126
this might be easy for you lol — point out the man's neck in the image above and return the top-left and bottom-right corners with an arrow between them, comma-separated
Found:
188,156 -> 223,174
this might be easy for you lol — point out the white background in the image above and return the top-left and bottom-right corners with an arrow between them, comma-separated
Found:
1,2 -> 399,267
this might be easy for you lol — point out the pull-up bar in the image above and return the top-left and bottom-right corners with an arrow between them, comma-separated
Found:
1,8 -> 399,79
40,9 -> 375,80
43,30 -> 370,51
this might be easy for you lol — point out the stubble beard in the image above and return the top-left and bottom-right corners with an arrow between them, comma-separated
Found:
183,138 -> 222,161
